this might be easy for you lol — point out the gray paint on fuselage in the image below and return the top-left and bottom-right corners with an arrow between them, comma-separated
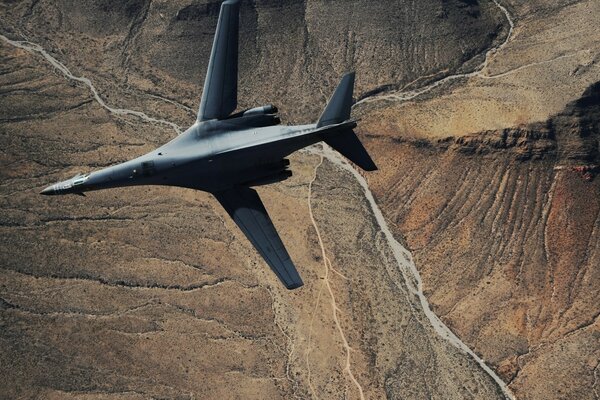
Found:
43,121 -> 318,195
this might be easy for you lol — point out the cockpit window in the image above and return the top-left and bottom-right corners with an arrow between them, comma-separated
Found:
72,174 -> 89,186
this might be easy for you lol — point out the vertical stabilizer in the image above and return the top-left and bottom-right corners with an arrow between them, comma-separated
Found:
197,0 -> 240,121
317,72 -> 355,128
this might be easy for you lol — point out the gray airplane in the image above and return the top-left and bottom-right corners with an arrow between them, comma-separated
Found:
41,0 -> 377,289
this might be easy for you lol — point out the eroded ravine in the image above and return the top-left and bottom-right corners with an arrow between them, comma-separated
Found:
308,146 -> 515,399
354,0 -> 515,106
0,34 -> 183,135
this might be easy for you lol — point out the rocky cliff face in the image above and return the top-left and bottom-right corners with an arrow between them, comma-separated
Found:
1,0 -> 598,399
358,0 -> 600,398
363,83 -> 600,398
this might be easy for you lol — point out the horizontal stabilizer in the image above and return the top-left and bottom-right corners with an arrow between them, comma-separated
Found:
214,186 -> 304,290
325,130 -> 378,171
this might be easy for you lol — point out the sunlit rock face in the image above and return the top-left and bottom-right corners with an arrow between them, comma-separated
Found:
359,1 -> 600,398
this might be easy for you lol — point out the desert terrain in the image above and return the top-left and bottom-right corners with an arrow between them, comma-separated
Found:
1,0 -> 598,399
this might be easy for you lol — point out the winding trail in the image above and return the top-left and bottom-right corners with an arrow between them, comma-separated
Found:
306,155 -> 365,400
479,51 -> 586,80
0,34 -> 183,135
310,1 -> 518,397
1,3 -> 518,396
305,157 -> 327,399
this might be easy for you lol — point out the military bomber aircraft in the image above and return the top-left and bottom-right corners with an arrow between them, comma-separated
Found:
41,0 -> 377,289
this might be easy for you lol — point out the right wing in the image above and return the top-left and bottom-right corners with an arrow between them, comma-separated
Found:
197,0 -> 240,121
214,186 -> 304,290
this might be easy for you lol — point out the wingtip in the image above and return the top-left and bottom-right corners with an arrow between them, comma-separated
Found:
286,280 -> 304,290
363,160 -> 378,171
343,71 -> 356,82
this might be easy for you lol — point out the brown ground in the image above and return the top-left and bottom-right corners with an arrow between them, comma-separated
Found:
1,0 -> 598,399
358,0 -> 600,399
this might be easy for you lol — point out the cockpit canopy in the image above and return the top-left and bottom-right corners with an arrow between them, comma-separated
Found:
72,174 -> 89,186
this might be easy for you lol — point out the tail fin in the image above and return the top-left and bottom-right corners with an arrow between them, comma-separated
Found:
317,72 -> 355,128
318,72 -> 378,171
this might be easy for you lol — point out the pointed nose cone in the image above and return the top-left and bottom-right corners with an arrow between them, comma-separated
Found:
40,185 -> 55,195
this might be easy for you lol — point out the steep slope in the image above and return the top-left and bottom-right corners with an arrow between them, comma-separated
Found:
357,0 -> 600,399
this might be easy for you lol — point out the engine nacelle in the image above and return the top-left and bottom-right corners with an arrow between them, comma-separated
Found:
265,158 -> 290,170
232,113 -> 281,128
242,170 -> 292,187
242,104 -> 278,116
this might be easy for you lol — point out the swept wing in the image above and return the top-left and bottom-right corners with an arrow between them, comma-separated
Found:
214,187 -> 304,289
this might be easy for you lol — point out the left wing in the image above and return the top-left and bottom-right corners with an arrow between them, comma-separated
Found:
214,186 -> 304,290
197,0 -> 240,121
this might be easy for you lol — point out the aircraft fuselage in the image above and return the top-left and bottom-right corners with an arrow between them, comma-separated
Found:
41,117 -> 322,196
